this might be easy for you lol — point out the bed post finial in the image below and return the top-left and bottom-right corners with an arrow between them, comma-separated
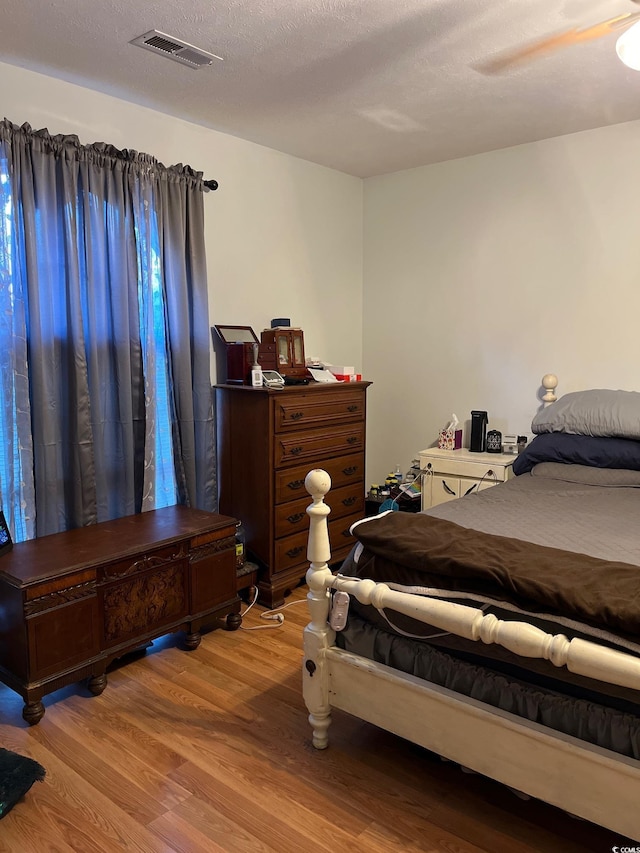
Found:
305,469 -> 332,568
541,373 -> 558,406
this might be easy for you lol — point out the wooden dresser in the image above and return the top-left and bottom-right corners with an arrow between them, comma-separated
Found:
215,381 -> 371,607
0,506 -> 241,724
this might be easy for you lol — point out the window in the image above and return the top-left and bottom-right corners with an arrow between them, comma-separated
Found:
0,160 -> 178,541
0,120 -> 214,540
136,212 -> 177,510
0,161 -> 29,541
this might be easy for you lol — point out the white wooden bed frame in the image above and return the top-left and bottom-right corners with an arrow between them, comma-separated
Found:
302,375 -> 640,841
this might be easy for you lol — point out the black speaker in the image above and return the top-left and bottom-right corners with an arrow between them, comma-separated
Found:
469,410 -> 488,452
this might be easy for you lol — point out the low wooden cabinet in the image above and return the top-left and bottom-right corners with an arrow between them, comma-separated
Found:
0,506 -> 241,724
215,381 -> 371,607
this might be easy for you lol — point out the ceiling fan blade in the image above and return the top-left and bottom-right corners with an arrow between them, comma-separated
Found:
476,10 -> 640,74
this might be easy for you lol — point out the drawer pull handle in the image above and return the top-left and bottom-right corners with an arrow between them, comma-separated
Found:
290,411 -> 304,420
342,466 -> 357,476
347,404 -> 359,412
286,512 -> 305,524
342,496 -> 357,507
442,480 -> 456,496
346,437 -> 358,445
286,545 -> 305,559
290,446 -> 303,456
286,479 -> 305,491
464,484 -> 478,497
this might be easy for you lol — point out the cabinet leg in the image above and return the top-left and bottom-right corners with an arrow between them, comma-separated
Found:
87,673 -> 108,696
183,631 -> 202,650
257,582 -> 286,610
23,700 -> 45,726
225,611 -> 242,631
257,569 -> 308,609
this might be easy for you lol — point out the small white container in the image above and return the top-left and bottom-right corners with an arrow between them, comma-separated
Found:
251,364 -> 263,387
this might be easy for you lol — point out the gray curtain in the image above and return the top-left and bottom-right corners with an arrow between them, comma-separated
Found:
0,119 -> 216,539
158,173 -> 215,512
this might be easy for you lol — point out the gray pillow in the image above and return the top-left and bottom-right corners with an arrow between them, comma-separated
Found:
530,462 -> 640,487
531,389 -> 640,439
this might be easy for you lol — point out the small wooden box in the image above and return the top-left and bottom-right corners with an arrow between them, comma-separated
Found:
212,325 -> 290,384
260,328 -> 308,379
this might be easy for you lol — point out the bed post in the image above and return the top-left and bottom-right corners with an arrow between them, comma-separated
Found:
303,469 -> 335,749
541,373 -> 558,405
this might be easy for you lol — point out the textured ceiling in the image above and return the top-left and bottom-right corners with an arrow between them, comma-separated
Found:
2,0 -> 640,177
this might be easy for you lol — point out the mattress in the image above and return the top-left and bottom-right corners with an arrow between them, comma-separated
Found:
335,464 -> 640,756
425,463 -> 640,567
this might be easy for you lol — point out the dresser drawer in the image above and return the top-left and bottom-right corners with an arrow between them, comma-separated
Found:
274,510 -> 363,574
275,424 -> 365,467
275,482 -> 363,537
328,510 -> 364,558
274,452 -> 365,503
274,391 -> 365,432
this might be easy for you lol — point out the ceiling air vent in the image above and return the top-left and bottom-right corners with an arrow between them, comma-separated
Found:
130,30 -> 223,69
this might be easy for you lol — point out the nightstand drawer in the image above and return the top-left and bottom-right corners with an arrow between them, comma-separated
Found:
421,456 -> 511,480
420,448 -> 514,479
274,391 -> 365,431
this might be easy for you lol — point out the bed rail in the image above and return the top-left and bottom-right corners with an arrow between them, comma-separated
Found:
303,468 -> 640,712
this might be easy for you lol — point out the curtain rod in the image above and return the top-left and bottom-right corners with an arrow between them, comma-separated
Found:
204,179 -> 219,191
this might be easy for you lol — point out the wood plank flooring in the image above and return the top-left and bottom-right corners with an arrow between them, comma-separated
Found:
0,585 -> 634,852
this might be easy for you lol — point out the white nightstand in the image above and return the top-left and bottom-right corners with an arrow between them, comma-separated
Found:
418,447 -> 515,511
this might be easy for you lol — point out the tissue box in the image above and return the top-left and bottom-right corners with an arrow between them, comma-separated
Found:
329,365 -> 360,382
438,428 -> 463,450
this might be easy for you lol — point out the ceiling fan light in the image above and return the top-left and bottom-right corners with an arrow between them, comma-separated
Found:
616,21 -> 640,71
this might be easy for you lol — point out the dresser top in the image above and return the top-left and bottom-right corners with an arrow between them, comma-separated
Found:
215,380 -> 371,394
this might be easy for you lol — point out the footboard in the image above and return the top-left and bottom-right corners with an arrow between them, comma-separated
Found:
302,468 -> 640,840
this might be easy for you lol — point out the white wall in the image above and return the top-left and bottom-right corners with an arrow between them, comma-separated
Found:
363,122 -> 640,483
6,60 -> 640,493
0,61 -> 364,383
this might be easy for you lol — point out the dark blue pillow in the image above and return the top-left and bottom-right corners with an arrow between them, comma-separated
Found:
512,433 -> 640,476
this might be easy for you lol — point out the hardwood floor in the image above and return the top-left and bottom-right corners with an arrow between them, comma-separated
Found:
0,584 -> 632,852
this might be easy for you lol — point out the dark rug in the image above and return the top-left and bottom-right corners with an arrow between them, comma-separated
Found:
0,748 -> 46,819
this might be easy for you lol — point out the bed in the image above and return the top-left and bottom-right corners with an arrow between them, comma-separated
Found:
302,376 -> 640,841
